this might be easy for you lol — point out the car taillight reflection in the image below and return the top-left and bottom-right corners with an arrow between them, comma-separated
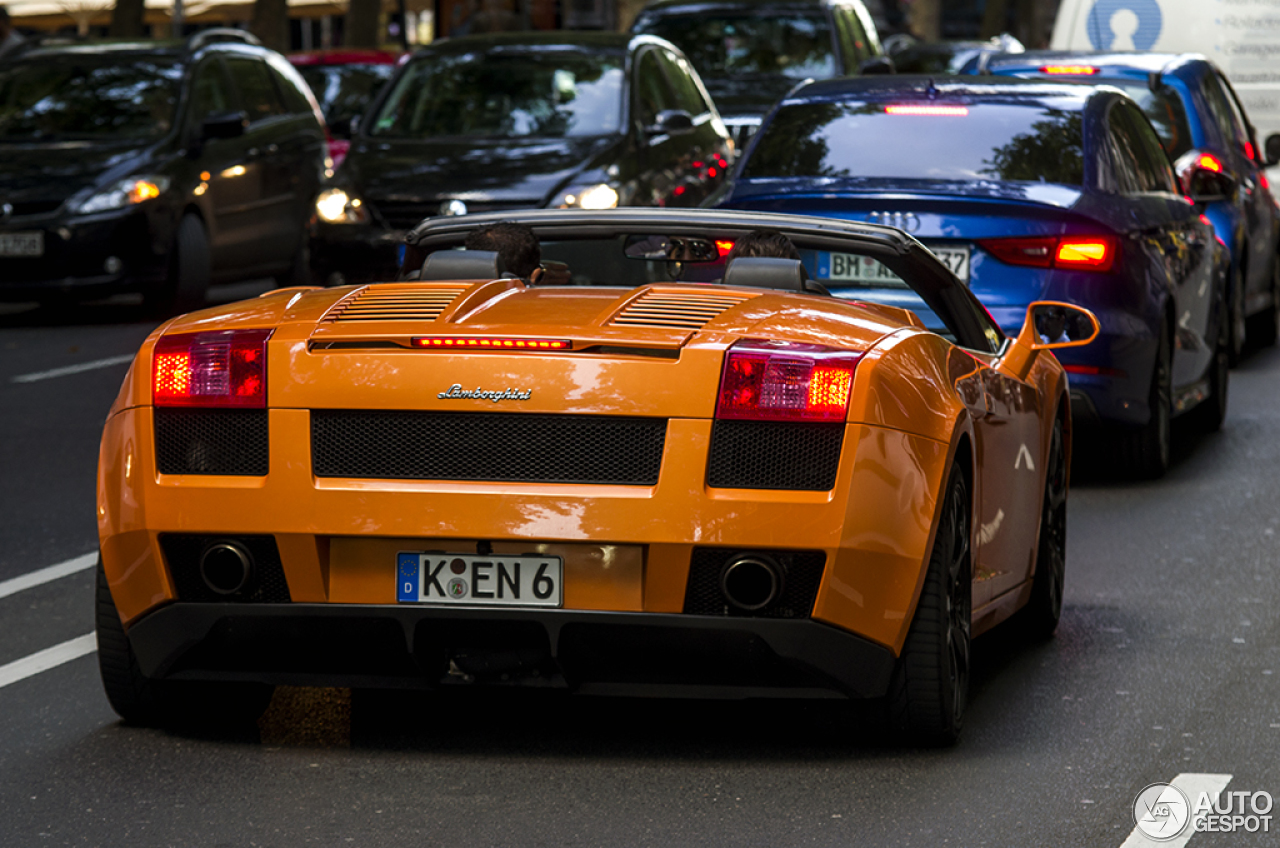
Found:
153,329 -> 273,407
716,340 -> 861,422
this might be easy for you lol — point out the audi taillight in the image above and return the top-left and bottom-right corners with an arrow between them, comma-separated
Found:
715,340 -> 861,422
152,329 -> 272,407
978,235 -> 1118,273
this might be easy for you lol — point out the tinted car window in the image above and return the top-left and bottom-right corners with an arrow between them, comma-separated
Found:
266,57 -> 317,117
1202,73 -> 1247,151
0,57 -> 181,141
659,50 -> 710,116
836,9 -> 871,64
1122,104 -> 1178,194
226,57 -> 286,123
743,100 -> 1085,185
297,63 -> 394,126
1112,83 -> 1193,160
190,59 -> 235,124
372,51 -> 624,139
636,13 -> 837,80
634,49 -> 678,127
1105,102 -> 1152,194
1217,72 -> 1256,157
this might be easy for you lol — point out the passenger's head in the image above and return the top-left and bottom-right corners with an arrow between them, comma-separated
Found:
724,229 -> 801,267
463,221 -> 542,281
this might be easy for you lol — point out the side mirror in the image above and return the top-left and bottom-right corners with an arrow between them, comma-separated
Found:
858,56 -> 895,75
1265,133 -> 1280,167
201,111 -> 248,141
1175,149 -> 1236,204
647,109 -> 695,137
1019,301 -> 1100,350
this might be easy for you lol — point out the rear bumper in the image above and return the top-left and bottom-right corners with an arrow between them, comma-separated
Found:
126,602 -> 896,699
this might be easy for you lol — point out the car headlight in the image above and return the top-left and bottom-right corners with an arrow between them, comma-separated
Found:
554,183 -> 619,210
316,187 -> 369,224
73,176 -> 171,215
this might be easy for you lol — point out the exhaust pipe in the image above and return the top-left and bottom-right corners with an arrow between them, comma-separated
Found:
199,541 -> 255,596
720,554 -> 785,611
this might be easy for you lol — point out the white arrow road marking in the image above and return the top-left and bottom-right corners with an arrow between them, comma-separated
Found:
0,552 -> 97,601
1119,773 -> 1234,848
11,353 -> 134,384
1015,443 -> 1036,471
0,634 -> 97,691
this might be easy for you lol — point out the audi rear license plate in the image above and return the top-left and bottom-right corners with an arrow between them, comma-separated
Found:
0,232 -> 43,257
818,245 -> 970,285
396,552 -> 563,607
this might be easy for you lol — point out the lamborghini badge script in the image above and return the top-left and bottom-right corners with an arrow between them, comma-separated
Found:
438,384 -> 533,402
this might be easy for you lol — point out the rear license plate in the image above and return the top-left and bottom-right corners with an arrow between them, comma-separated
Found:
818,245 -> 970,285
0,231 -> 43,257
396,552 -> 563,607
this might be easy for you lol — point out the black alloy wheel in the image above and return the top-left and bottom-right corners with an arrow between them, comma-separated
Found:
884,463 -> 972,745
1018,416 -> 1067,639
1115,321 -> 1171,479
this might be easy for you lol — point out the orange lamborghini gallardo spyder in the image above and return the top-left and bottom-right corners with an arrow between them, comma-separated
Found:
95,209 -> 1096,743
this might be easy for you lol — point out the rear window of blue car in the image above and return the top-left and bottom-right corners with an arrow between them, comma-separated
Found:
743,99 -> 1086,185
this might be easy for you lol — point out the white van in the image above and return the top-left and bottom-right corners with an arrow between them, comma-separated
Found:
1052,0 -> 1280,157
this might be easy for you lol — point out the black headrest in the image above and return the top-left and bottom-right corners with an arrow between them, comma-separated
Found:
420,249 -> 507,281
723,257 -> 830,296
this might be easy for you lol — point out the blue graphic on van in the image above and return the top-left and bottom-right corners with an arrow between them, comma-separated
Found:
1086,0 -> 1163,51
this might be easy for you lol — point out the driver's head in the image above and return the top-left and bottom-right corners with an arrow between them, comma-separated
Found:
464,221 -> 542,281
724,230 -> 801,266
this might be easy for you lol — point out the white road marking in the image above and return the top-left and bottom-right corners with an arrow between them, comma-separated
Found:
11,354 -> 134,384
0,633 -> 97,691
0,552 -> 96,601
1119,773 -> 1234,848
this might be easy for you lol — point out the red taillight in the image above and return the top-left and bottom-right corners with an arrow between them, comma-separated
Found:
1040,65 -> 1099,75
1197,153 -> 1224,173
715,239 -> 735,257
979,235 -> 1118,273
884,105 -> 969,117
411,336 -> 571,351
1244,141 -> 1256,161
716,340 -> 861,422
152,329 -> 272,408
1055,237 -> 1115,270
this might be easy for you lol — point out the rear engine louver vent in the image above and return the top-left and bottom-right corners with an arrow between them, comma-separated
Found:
324,284 -> 468,322
610,290 -> 754,330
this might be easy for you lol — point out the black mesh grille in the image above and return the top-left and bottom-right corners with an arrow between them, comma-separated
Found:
683,548 -> 826,618
155,409 -> 268,476
158,534 -> 291,603
312,410 -> 667,484
706,420 -> 843,490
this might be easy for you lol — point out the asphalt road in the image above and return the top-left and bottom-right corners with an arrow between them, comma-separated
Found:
1,291 -> 1278,847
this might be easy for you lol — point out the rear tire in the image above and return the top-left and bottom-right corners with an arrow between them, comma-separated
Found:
96,560 -> 272,728
1248,258 -> 1280,349
1114,322 -> 1171,479
1017,416 -> 1067,639
144,213 -> 210,317
1189,316 -> 1229,434
883,463 -> 971,746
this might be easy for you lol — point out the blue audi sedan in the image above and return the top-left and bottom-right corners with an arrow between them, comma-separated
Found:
720,77 -> 1230,478
979,52 -> 1280,364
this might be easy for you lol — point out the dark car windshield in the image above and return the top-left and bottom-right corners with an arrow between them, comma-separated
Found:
0,57 -> 181,142
635,13 -> 836,80
370,51 -> 623,139
743,99 -> 1086,185
297,63 -> 395,128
